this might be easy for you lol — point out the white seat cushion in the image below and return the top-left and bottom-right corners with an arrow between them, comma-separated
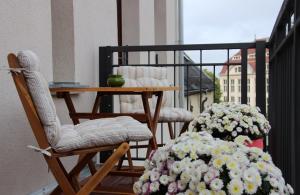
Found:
118,66 -> 193,122
54,116 -> 152,152
131,107 -> 194,122
18,50 -> 61,146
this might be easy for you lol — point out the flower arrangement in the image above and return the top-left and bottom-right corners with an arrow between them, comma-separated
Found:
190,103 -> 271,142
133,132 -> 293,195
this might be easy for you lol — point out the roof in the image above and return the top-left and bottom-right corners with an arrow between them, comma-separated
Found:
184,53 -> 214,96
220,42 -> 270,76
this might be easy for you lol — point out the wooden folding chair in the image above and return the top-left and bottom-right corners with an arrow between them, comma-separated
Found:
7,52 -> 151,195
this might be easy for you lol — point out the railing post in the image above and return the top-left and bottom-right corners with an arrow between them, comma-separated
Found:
241,48 -> 248,104
99,46 -> 113,163
99,46 -> 113,112
255,41 -> 266,115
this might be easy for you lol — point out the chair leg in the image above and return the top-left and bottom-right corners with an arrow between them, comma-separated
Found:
77,143 -> 129,195
50,153 -> 97,195
167,122 -> 175,139
179,121 -> 190,135
46,157 -> 77,195
117,149 -> 133,171
127,150 -> 133,170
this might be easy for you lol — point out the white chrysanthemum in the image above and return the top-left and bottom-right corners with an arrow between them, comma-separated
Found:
287,184 -> 294,194
210,178 -> 224,191
227,160 -> 239,170
204,171 -> 215,184
244,182 -> 258,194
213,158 -> 225,170
185,189 -> 196,195
227,179 -> 244,195
149,181 -> 160,192
180,172 -> 191,183
196,181 -> 207,192
142,182 -> 150,194
229,170 -> 241,179
150,171 -> 160,182
215,190 -> 226,195
159,175 -> 169,185
236,127 -> 243,132
189,181 -> 197,191
255,161 -> 267,173
269,178 -> 279,188
133,181 -> 142,194
243,167 -> 259,183
168,182 -> 177,193
199,189 -> 212,195
262,153 -> 272,162
177,180 -> 187,191
172,161 -> 182,174
198,164 -> 209,173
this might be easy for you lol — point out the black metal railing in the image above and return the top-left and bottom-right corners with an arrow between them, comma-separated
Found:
99,41 -> 268,161
268,0 -> 300,191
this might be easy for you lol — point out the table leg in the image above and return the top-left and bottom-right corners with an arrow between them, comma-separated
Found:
62,92 -> 80,125
152,91 -> 163,136
91,93 -> 101,119
141,93 -> 158,155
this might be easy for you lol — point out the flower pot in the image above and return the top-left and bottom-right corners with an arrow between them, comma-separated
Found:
107,74 -> 125,87
246,138 -> 264,149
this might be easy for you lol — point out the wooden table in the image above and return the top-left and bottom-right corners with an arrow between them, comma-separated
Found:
50,86 -> 179,152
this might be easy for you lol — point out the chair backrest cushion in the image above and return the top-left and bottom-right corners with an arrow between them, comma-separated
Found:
117,66 -> 173,113
17,50 -> 61,146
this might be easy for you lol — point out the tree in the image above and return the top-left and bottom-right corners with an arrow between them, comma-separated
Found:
203,69 -> 222,103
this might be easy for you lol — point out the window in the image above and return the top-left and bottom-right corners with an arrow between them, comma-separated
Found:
238,79 -> 241,84
248,54 -> 255,59
247,86 -> 250,92
231,96 -> 235,102
224,86 -> 227,92
235,67 -> 237,73
247,79 -> 250,84
230,79 -> 235,92
238,67 -> 241,72
224,79 -> 227,85
231,86 -> 235,92
247,97 -> 250,104
238,86 -> 241,92
232,55 -> 241,60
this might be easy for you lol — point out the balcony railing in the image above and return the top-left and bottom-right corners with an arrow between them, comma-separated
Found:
268,0 -> 300,191
98,41 -> 268,161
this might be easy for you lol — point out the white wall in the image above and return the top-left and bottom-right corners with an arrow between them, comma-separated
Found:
0,0 -> 118,194
0,0 -> 54,194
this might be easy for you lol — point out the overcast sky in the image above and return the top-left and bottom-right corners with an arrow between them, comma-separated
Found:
183,0 -> 283,71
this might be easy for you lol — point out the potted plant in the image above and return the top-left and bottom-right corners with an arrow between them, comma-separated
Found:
133,132 -> 293,195
190,102 -> 271,149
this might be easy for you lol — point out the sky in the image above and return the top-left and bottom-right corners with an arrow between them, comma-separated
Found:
183,0 -> 283,73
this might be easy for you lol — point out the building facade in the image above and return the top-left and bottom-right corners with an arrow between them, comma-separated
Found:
219,48 -> 269,107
